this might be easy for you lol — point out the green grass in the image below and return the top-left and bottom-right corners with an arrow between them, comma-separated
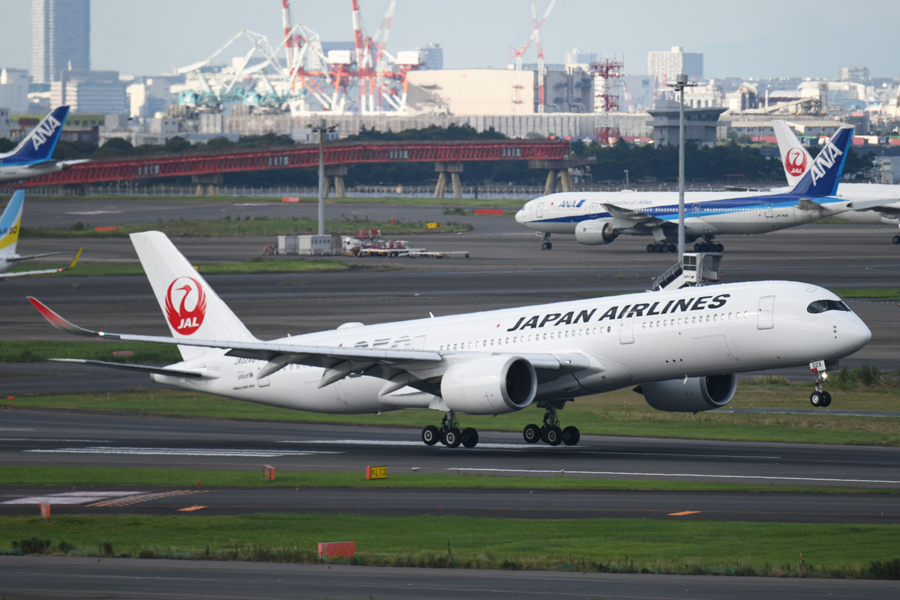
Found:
833,288 -> 900,302
0,466 -> 895,495
4,384 -> 900,446
1,513 -> 897,577
0,341 -> 181,365
30,194 -> 529,208
20,215 -> 471,239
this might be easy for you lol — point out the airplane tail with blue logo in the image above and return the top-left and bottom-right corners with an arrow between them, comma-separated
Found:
0,191 -> 24,259
789,125 -> 853,198
0,106 -> 70,165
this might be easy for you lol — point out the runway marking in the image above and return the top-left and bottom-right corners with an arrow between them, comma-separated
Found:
0,438 -> 110,442
67,210 -> 122,215
3,491 -> 143,505
23,446 -> 341,458
668,511 -> 702,516
447,468 -> 900,485
89,490 -> 204,507
179,506 -> 207,512
0,428 -> 34,432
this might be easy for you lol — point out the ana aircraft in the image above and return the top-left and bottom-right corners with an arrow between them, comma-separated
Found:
515,126 -> 875,252
29,231 -> 870,448
772,120 -> 900,244
0,106 -> 88,184
0,191 -> 81,279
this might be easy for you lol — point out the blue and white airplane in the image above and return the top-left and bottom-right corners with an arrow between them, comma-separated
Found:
0,191 -> 81,279
0,106 -> 87,184
515,126 -> 874,252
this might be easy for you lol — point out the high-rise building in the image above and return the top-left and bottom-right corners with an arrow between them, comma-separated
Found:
417,43 -> 443,70
32,0 -> 91,84
648,46 -> 702,81
0,69 -> 30,113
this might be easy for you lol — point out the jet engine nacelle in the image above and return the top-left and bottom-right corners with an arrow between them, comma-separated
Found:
575,219 -> 618,245
440,355 -> 537,415
637,373 -> 737,412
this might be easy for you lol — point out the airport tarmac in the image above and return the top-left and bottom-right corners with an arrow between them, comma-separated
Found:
4,557 -> 898,600
2,411 -> 899,490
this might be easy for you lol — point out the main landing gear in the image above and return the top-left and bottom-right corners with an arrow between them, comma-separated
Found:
541,232 -> 552,250
646,243 -> 677,253
809,360 -> 834,408
694,237 -> 724,252
523,401 -> 580,446
892,234 -> 900,245
422,412 -> 478,448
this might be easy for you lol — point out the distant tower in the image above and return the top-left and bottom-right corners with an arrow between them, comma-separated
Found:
32,0 -> 91,84
417,43 -> 443,70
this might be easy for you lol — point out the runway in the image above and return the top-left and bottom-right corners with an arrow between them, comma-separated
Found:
2,411 -> 900,491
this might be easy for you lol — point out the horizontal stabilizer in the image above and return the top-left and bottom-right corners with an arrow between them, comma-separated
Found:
49,358 -> 208,379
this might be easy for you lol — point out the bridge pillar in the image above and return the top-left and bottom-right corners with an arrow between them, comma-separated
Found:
434,162 -> 463,198
529,157 -> 596,195
323,165 -> 348,198
192,174 -> 224,196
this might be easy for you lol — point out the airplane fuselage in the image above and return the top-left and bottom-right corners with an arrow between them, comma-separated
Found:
0,161 -> 64,184
153,280 -> 870,414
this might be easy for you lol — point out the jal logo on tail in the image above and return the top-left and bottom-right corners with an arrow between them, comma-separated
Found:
31,115 -> 61,151
809,141 -> 844,186
784,148 -> 808,176
164,276 -> 207,335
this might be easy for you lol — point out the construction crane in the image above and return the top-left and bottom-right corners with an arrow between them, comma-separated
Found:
509,0 -> 557,114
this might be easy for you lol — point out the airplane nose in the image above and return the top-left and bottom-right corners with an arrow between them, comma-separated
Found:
515,209 -> 526,224
842,317 -> 872,355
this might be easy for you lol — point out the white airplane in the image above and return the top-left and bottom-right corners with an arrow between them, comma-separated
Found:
29,231 -> 870,448
0,107 -> 88,184
515,126 -> 879,252
772,120 -> 900,244
0,191 -> 81,279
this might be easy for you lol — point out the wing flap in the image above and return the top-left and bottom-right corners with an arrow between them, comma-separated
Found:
49,358 -> 209,379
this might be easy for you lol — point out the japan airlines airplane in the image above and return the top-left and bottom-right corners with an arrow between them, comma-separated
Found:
0,106 -> 88,184
515,126 -> 873,252
0,191 -> 81,279
29,231 -> 870,448
772,120 -> 900,244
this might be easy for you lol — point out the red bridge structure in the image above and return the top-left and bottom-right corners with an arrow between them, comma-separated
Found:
11,139 -> 585,198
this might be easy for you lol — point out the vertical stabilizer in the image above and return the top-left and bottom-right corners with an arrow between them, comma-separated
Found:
0,107 -> 70,165
773,120 -> 813,188
789,126 -> 853,197
0,191 -> 25,258
130,231 -> 257,360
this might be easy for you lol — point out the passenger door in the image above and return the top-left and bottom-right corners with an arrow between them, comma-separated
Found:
765,204 -> 774,218
536,203 -> 544,219
757,296 -> 775,330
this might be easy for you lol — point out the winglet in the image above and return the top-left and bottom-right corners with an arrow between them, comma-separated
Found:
27,296 -> 109,338
64,247 -> 83,271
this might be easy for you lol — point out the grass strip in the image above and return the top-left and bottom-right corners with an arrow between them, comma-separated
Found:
11,257 -> 365,277
0,466 -> 896,494
2,514 -> 898,578
833,288 -> 900,302
0,341 -> 181,365
20,216 -> 471,239
29,194 -> 528,208
4,387 -> 900,447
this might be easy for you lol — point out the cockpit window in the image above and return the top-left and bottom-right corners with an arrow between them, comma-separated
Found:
807,300 -> 850,314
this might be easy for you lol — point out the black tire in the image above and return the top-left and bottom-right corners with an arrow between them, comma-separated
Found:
545,426 -> 563,446
715,244 -> 724,252
523,424 -> 541,444
810,391 -> 825,408
422,425 -> 439,446
822,391 -> 832,408
443,428 -> 461,448
541,242 -> 550,250
646,244 -> 655,253
893,235 -> 900,245
669,244 -> 677,253
562,426 -> 580,446
661,244 -> 670,253
461,427 -> 479,448
546,242 -> 551,250
693,243 -> 702,252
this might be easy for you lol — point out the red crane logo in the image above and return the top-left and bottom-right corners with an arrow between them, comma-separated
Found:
165,277 -> 207,336
785,147 -> 808,177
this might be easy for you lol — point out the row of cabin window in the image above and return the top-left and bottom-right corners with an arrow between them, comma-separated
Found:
641,310 -> 748,330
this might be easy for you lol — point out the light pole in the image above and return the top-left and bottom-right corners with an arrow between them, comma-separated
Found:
315,119 -> 326,235
668,73 -> 696,260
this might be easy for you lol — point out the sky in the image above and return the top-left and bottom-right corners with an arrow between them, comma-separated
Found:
2,0 -> 898,80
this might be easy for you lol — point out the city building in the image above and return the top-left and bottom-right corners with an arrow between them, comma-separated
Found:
99,114 -> 180,146
50,70 -> 128,115
648,46 -> 703,81
0,69 -> 30,113
0,108 -> 10,138
417,43 -> 443,70
840,66 -> 870,82
648,100 -> 726,147
407,69 -> 534,116
32,0 -> 91,84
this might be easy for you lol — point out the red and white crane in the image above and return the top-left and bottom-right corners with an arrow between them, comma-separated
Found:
509,0 -> 556,114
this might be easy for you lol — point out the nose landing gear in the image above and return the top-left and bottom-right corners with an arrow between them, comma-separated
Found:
422,412 -> 478,448
541,232 -> 552,250
522,400 -> 580,446
809,360 -> 836,408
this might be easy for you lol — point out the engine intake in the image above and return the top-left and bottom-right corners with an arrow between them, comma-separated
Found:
440,355 -> 537,415
575,219 -> 617,246
637,373 -> 737,412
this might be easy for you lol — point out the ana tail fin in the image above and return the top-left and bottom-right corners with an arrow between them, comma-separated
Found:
772,120 -> 813,188
2,107 -> 69,164
0,191 -> 25,258
789,126 -> 854,197
130,231 -> 257,361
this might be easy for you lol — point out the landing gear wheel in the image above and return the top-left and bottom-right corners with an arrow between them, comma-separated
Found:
443,428 -> 461,448
715,243 -> 724,252
646,244 -> 656,253
694,243 -> 702,251
523,424 -> 541,444
562,426 -> 580,446
461,427 -> 479,448
541,242 -> 552,250
661,244 -> 670,253
893,235 -> 900,245
822,391 -> 832,408
810,391 -> 825,408
543,426 -> 563,446
422,425 -> 439,446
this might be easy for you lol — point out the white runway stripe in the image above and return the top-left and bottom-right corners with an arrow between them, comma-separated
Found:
24,446 -> 340,458
1,438 -> 110,442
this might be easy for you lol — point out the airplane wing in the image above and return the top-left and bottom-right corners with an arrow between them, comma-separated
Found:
3,248 -> 81,279
602,203 -> 669,229
49,358 -> 209,379
29,296 -> 586,389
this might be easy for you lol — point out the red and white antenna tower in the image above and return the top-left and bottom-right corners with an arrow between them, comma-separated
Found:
509,0 -> 556,114
591,56 -> 624,145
